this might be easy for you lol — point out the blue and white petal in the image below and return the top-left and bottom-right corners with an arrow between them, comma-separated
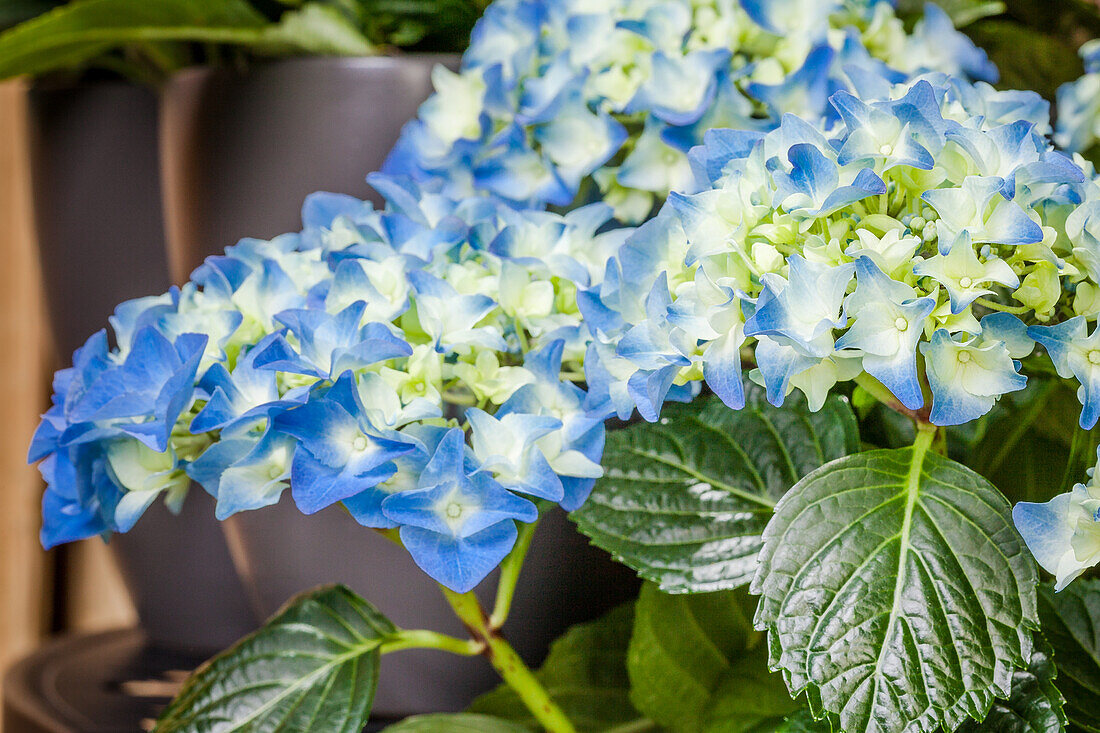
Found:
835,257 -> 936,409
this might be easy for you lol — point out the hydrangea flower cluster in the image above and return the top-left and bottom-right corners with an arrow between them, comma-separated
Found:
1055,39 -> 1100,155
384,0 -> 997,223
580,75 -> 1078,425
574,74 -> 1100,580
28,175 -> 626,592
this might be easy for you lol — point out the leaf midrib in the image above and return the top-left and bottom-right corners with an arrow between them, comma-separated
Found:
222,642 -> 378,731
867,433 -> 935,726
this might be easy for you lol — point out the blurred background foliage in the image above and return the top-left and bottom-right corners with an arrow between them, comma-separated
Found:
0,0 -> 485,85
902,0 -> 1100,102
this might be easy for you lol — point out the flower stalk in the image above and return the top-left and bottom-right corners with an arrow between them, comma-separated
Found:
440,585 -> 577,733
490,509 -> 542,629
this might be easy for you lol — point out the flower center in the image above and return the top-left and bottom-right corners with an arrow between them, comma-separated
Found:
958,276 -> 973,288
1089,350 -> 1100,365
878,143 -> 893,155
894,317 -> 908,332
445,502 -> 463,519
957,351 -> 972,364
353,436 -> 369,452
268,465 -> 283,480
662,150 -> 679,166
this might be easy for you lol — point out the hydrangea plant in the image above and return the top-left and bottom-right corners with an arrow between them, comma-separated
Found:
28,1 -> 1100,733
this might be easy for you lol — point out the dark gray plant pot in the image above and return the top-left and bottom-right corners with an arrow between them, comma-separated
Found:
159,55 -> 455,283
27,81 -> 257,654
158,55 -> 639,715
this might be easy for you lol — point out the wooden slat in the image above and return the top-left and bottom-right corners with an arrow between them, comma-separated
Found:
0,80 -> 139,688
0,78 -> 52,677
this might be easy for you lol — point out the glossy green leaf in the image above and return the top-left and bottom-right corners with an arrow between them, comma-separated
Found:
572,387 -> 859,593
0,0 -> 265,78
383,714 -> 532,732
469,603 -> 643,732
752,445 -> 1040,733
628,583 -> 798,733
1038,580 -> 1100,732
0,0 -> 372,80
957,638 -> 1064,733
155,585 -> 394,733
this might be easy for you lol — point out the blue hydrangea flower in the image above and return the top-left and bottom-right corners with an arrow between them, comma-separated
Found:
919,324 -> 1027,426
190,345 -> 309,434
835,258 -> 936,410
187,427 -> 297,520
382,429 -> 538,592
274,372 -> 418,514
1029,316 -> 1100,429
252,302 -> 413,379
64,328 -> 207,453
912,230 -> 1019,314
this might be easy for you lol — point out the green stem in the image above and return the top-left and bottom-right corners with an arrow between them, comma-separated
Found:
440,587 -> 577,733
974,296 -> 1031,315
1059,426 -> 1090,495
490,512 -> 542,629
914,422 -> 937,453
514,319 -> 530,353
380,628 -> 483,656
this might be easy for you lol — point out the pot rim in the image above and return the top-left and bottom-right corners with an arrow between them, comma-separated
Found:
167,53 -> 461,86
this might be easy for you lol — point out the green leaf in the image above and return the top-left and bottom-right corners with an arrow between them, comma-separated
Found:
1038,580 -> 1100,732
0,0 -> 265,78
571,387 -> 859,593
0,0 -> 373,80
154,585 -> 395,733
469,603 -> 643,732
627,583 -> 798,733
752,443 -> 1040,733
249,3 -> 374,55
383,714 -> 532,732
957,638 -> 1065,733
